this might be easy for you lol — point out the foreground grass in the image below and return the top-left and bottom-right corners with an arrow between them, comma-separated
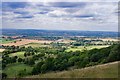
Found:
66,45 -> 109,52
27,61 -> 119,78
3,63 -> 33,78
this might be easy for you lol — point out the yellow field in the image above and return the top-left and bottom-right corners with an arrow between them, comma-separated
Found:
55,39 -> 75,43
100,38 -> 119,41
0,49 -> 5,52
1,39 -> 53,46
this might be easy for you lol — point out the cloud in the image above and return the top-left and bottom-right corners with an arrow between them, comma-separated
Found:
44,2 -> 86,8
2,2 -> 28,9
13,11 -> 29,15
74,14 -> 94,18
16,15 -> 34,19
47,9 -> 68,17
1,2 -> 118,32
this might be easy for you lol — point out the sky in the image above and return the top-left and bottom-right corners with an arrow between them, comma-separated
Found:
1,0 -> 119,32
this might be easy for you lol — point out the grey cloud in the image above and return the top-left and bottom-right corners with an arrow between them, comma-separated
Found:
45,2 -> 86,8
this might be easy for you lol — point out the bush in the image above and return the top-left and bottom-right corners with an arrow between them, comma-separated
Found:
2,73 -> 7,79
17,69 -> 27,77
18,58 -> 23,62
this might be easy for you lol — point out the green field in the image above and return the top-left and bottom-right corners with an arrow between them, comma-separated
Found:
24,43 -> 49,48
9,52 -> 25,58
0,38 -> 15,44
3,63 -> 33,77
66,45 -> 109,52
27,61 -> 119,78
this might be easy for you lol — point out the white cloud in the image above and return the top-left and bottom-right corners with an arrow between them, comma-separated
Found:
2,0 -> 120,2
2,2 -> 118,32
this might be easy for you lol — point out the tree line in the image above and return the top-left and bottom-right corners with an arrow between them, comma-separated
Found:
31,44 -> 120,75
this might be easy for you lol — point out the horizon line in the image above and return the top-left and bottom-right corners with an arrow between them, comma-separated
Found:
2,28 -> 119,33
1,28 -> 119,33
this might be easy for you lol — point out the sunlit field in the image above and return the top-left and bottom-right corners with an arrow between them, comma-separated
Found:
9,52 -> 25,58
66,45 -> 110,52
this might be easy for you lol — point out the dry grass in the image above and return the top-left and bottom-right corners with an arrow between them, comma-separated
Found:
85,38 -> 119,41
100,38 -> 119,41
0,49 -> 5,52
55,39 -> 75,43
1,39 -> 53,46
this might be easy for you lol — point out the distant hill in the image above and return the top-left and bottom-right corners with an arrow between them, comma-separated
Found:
26,61 -> 119,78
2,29 -> 119,37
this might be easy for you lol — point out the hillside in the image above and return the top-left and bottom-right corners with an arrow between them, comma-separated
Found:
2,29 -> 118,37
2,43 -> 120,78
27,61 -> 119,78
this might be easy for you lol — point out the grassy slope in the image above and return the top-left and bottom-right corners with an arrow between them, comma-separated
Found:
66,45 -> 109,52
3,63 -> 33,78
27,61 -> 119,78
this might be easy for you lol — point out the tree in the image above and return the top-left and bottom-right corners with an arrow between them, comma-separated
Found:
18,58 -> 23,62
20,46 -> 26,51
28,59 -> 35,65
45,57 -> 54,70
10,56 -> 17,63
79,57 -> 89,68
14,56 -> 18,59
2,73 -> 7,79
31,52 -> 35,55
90,53 -> 100,62
17,69 -> 27,77
24,58 -> 35,65
41,64 -> 47,73
59,59 -> 68,70
26,52 -> 31,56
2,63 -> 6,70
107,44 -> 120,62
32,67 -> 39,75
24,53 -> 27,57
32,61 -> 44,75
38,53 -> 45,57
68,56 -> 80,66
14,41 -> 16,43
